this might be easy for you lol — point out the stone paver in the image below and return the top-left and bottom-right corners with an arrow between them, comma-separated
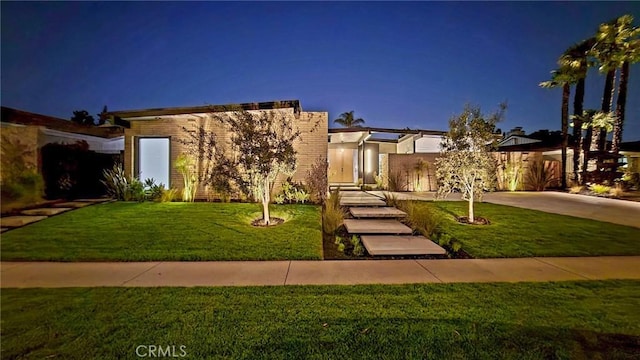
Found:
21,208 -> 72,216
535,257 -> 640,280
52,201 -> 92,208
1,256 -> 639,288
0,216 -> 48,228
361,235 -> 446,256
340,198 -> 387,206
350,207 -> 406,218
124,261 -> 290,287
286,260 -> 439,285
417,258 -> 587,283
344,219 -> 412,234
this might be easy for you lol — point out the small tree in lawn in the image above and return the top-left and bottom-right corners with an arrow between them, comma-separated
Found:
435,104 -> 505,223
221,110 -> 302,225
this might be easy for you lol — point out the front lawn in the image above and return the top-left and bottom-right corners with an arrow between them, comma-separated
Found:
424,201 -> 640,258
0,202 -> 322,261
2,281 -> 639,359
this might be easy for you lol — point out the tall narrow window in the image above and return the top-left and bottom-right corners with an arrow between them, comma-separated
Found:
138,138 -> 170,187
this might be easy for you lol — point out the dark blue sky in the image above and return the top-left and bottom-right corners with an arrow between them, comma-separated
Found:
2,2 -> 639,140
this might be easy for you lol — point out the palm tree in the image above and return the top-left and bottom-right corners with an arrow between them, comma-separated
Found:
606,15 -> 640,153
333,111 -> 365,127
559,38 -> 595,183
590,15 -> 639,152
540,67 -> 578,189
572,110 -> 617,174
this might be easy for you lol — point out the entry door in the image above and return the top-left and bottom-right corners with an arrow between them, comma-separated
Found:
138,138 -> 170,187
328,149 -> 354,183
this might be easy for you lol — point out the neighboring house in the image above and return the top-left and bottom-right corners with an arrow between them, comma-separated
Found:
0,106 -> 125,181
328,127 -> 446,191
106,100 -> 328,199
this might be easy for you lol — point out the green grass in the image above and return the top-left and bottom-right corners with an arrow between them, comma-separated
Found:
0,202 -> 322,261
2,281 -> 639,359
422,201 -> 640,258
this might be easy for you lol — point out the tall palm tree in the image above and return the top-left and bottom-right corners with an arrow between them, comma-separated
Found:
590,15 -> 639,152
559,38 -> 595,183
333,111 -> 365,128
540,67 -> 578,189
607,15 -> 640,153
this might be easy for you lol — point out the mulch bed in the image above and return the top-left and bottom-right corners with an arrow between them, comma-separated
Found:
250,217 -> 285,227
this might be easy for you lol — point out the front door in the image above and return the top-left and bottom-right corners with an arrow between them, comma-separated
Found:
328,149 -> 354,183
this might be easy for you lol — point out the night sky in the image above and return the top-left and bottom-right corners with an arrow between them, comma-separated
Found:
2,2 -> 639,140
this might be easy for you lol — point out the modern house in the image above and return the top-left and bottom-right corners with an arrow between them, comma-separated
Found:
106,100 -> 328,199
328,127 -> 446,191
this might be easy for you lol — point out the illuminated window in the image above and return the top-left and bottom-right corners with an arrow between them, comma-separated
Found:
137,137 -> 170,187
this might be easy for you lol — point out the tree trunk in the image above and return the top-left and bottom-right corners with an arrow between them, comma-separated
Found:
561,83 -> 569,189
612,61 -> 629,154
572,78 -> 585,184
468,190 -> 474,224
598,69 -> 616,151
262,179 -> 271,226
582,127 -> 592,184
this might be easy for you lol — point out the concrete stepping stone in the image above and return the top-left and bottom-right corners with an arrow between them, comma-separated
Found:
52,201 -> 92,208
0,216 -> 48,228
21,208 -> 72,216
361,235 -> 447,256
340,198 -> 386,206
350,207 -> 406,218
343,219 -> 412,234
74,198 -> 111,202
1,228 -> 8,233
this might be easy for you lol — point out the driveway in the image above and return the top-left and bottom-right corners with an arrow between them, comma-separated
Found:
367,190 -> 640,228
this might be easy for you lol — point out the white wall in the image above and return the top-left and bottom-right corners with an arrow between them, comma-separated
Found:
415,135 -> 443,153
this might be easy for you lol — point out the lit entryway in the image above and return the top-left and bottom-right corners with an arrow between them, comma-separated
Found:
138,138 -> 170,187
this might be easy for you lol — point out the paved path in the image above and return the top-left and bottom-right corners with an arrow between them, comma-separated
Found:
367,191 -> 640,228
2,257 -> 639,288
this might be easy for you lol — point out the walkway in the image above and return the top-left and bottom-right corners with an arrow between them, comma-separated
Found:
367,191 -> 640,228
2,256 -> 639,288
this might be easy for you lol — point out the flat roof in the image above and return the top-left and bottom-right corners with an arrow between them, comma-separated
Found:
107,100 -> 302,119
329,127 -> 445,136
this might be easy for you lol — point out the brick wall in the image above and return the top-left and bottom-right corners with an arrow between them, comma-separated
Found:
124,109 -> 328,200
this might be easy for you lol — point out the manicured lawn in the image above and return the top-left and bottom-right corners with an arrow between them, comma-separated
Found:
423,201 -> 640,258
2,281 -> 639,359
0,202 -> 322,261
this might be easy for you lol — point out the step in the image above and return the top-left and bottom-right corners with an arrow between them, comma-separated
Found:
22,208 -> 72,216
0,216 -> 48,228
360,235 -> 447,256
349,207 -> 407,218
343,219 -> 412,234
340,198 -> 386,207
330,186 -> 361,191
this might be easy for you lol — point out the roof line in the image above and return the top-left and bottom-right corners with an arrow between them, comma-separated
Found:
107,100 -> 302,119
329,127 -> 445,135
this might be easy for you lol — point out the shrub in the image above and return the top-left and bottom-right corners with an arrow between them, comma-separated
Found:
387,171 -> 405,192
144,178 -> 166,202
351,235 -> 365,256
609,186 -> 624,198
383,192 -> 403,209
305,156 -> 328,204
175,154 -> 198,202
374,172 -> 385,190
101,163 -> 129,200
0,135 -> 44,206
502,161 -> 523,191
589,183 -> 611,196
569,185 -> 584,194
161,188 -> 179,202
402,202 -> 442,238
526,159 -> 556,191
322,189 -> 346,235
276,178 -> 310,204
126,177 -> 145,202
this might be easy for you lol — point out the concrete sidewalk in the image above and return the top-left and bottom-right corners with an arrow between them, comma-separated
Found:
2,257 -> 639,288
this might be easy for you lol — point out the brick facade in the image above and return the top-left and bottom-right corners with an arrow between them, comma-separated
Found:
124,109 -> 328,199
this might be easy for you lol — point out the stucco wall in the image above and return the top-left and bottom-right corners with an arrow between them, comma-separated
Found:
124,109 -> 327,199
